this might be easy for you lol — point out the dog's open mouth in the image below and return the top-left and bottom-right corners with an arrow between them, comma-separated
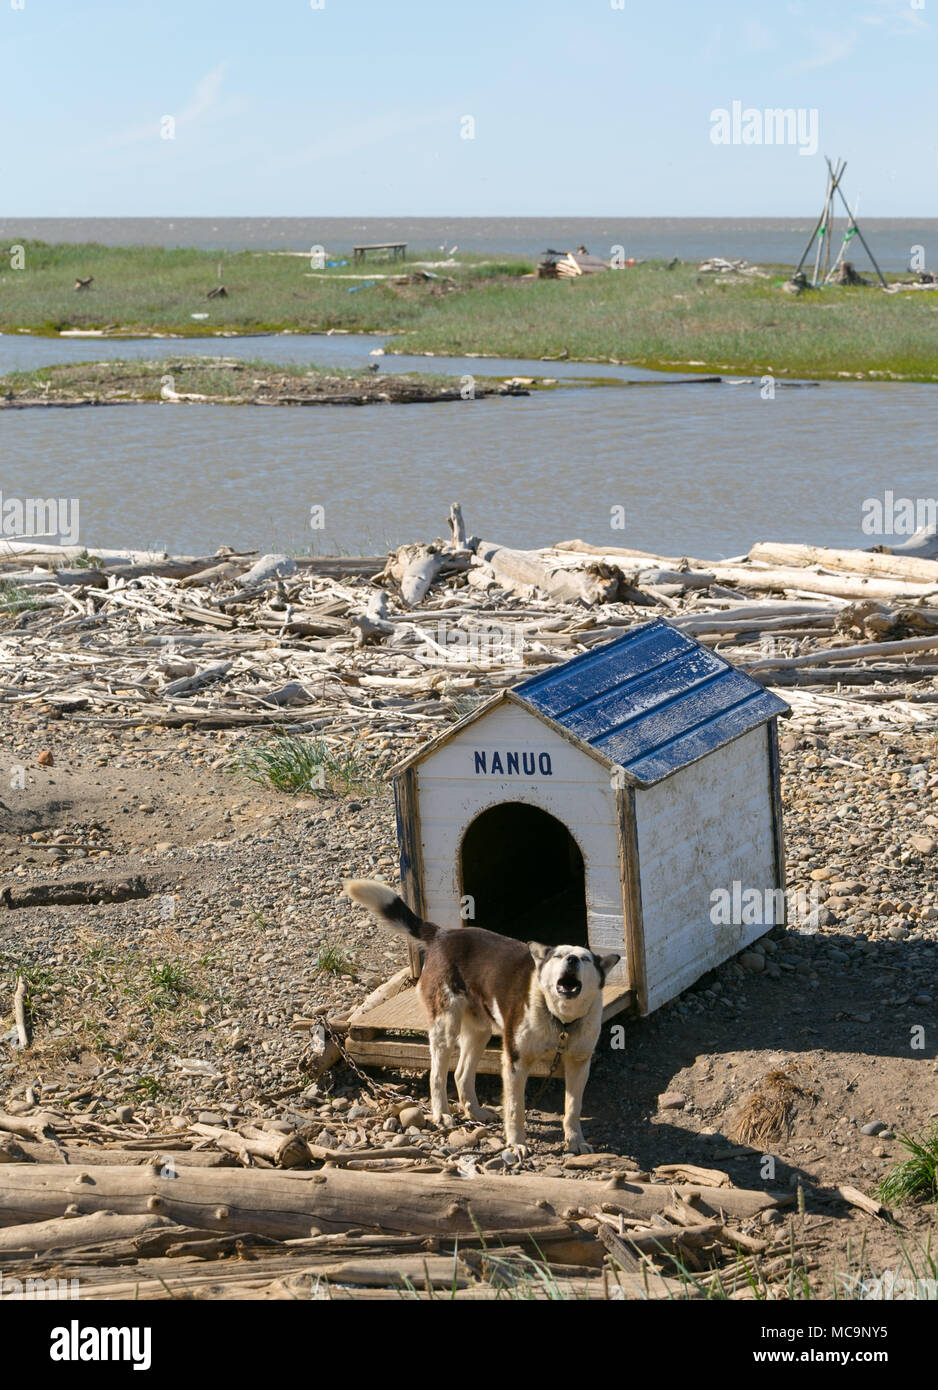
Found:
556,974 -> 581,998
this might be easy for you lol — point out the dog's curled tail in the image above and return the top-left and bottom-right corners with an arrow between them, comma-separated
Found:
343,879 -> 437,943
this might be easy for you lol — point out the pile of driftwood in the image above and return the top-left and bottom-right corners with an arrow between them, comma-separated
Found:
3,507 -> 938,746
884,271 -> 938,295
0,1101 -> 808,1299
698,257 -> 768,278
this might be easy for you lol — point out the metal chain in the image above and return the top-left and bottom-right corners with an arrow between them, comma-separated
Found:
310,1018 -> 570,1113
530,1029 -> 568,1105
318,1015 -> 403,1101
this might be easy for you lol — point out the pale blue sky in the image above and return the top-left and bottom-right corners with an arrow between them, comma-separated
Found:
1,0 -> 934,215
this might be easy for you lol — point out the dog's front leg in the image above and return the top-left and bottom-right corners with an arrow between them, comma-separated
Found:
562,1054 -> 593,1154
501,1053 -> 529,1156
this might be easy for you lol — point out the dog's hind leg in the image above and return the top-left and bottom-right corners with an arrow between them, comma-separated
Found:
427,1011 -> 460,1125
455,1018 -> 498,1124
562,1054 -> 593,1154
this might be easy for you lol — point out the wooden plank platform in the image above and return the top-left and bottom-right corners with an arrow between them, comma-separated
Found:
352,242 -> 406,263
345,982 -> 634,1075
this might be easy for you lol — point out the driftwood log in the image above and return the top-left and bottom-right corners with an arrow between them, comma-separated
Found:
188,1124 -> 310,1169
749,633 -> 938,672
0,1165 -> 784,1240
383,543 -> 472,607
748,541 -> 938,586
474,541 -> 624,605
706,565 -> 938,602
350,589 -> 394,646
0,1211 -> 174,1254
12,976 -> 29,1049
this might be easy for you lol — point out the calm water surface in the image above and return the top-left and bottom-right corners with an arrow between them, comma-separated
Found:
2,335 -> 933,557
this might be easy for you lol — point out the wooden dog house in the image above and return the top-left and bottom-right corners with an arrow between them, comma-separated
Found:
345,619 -> 788,1073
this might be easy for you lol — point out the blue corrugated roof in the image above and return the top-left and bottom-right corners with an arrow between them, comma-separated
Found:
514,618 -> 788,786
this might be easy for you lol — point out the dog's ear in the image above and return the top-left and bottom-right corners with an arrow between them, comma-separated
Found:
527,941 -> 553,964
593,952 -> 621,980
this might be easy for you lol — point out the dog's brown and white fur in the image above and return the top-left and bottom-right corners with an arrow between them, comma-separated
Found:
344,880 -> 619,1154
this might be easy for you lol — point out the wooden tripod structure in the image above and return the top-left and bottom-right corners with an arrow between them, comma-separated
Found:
794,158 -> 887,289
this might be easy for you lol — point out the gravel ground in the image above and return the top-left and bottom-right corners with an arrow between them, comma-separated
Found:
2,707 -> 937,1288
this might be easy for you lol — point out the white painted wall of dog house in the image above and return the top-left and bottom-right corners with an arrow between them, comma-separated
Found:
634,725 -> 778,1013
413,702 -> 629,984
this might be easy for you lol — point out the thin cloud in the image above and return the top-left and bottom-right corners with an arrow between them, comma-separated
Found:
742,20 -> 774,52
177,64 -> 227,125
279,108 -> 453,168
94,63 -> 231,150
861,0 -> 929,34
796,29 -> 858,69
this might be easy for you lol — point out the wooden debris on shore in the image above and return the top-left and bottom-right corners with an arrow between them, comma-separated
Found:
537,248 -> 609,279
0,1066 -> 839,1300
698,257 -> 768,278
0,1104 -> 805,1299
3,513 -> 938,753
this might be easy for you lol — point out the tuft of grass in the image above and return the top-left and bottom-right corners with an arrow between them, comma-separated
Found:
144,959 -> 195,1012
128,1075 -> 164,1100
229,734 -> 330,794
229,734 -> 390,795
320,740 -> 393,792
877,1124 -> 938,1207
0,955 -> 56,1024
0,580 -> 40,614
466,259 -> 536,280
314,945 -> 357,978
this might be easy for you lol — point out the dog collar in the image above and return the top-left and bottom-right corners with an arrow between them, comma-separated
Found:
546,1011 -> 572,1035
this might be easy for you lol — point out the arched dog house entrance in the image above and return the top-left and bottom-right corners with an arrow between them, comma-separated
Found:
459,802 -> 588,947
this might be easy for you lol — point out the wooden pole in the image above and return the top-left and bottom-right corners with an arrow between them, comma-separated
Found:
827,192 -> 858,283
811,161 -> 841,287
820,161 -> 841,282
810,172 -> 829,287
793,162 -> 843,279
826,160 -> 888,289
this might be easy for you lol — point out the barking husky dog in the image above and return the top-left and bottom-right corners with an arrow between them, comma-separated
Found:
343,880 -> 619,1155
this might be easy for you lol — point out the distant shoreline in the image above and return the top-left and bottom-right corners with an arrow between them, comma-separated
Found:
2,215 -> 934,270
2,246 -> 936,384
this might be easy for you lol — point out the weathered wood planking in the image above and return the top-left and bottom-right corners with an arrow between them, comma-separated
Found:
345,983 -> 634,1076
351,982 -> 632,1032
634,726 -> 778,1013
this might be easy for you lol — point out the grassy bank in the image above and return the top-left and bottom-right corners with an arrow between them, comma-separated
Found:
1,241 -> 936,380
0,356 -> 509,407
400,264 -> 938,381
0,240 -> 530,338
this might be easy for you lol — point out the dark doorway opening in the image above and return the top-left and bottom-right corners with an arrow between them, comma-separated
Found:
460,802 -> 588,947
